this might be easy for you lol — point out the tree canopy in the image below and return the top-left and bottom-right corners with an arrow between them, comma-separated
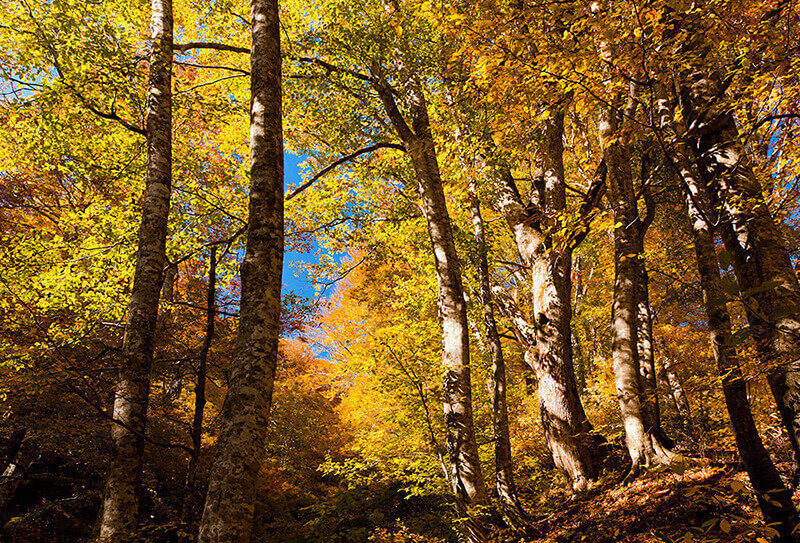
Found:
2,0 -> 800,542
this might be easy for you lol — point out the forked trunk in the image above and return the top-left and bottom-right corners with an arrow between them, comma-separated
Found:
197,0 -> 284,539
99,0 -> 172,538
492,111 -> 602,489
602,101 -> 674,475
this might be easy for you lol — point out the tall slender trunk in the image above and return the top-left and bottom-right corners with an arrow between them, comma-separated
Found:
181,248 -> 216,523
196,0 -> 284,539
467,179 -> 526,523
573,257 -> 595,393
372,69 -> 488,540
659,85 -> 800,536
159,263 -> 176,323
661,356 -> 691,423
601,93 -> 673,476
656,86 -> 799,539
493,111 -> 602,490
686,178 -> 799,542
636,268 -> 662,435
98,0 -> 172,539
632,166 -> 672,448
682,69 -> 800,471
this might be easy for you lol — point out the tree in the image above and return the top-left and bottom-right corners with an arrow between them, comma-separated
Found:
656,86 -> 800,540
370,66 -> 490,538
466,177 -> 526,523
601,86 -> 675,475
196,0 -> 285,539
99,0 -> 173,537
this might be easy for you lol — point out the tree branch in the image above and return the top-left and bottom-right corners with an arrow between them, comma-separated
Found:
569,159 -> 607,248
78,96 -> 146,136
296,56 -> 373,83
285,142 -> 405,200
369,63 -> 416,143
175,42 -> 249,54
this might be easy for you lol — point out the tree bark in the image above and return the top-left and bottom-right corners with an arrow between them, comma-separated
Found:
371,68 -> 488,539
181,248 -> 216,523
635,268 -> 662,432
661,356 -> 691,423
683,69 -> 800,471
655,85 -> 800,539
631,164 -> 673,448
661,104 -> 800,539
492,111 -> 602,490
467,179 -> 526,523
196,0 -> 284,539
601,93 -> 673,477
688,181 -> 799,542
98,0 -> 172,539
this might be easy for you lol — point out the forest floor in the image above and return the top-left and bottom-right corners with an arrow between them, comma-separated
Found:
508,459 -> 789,543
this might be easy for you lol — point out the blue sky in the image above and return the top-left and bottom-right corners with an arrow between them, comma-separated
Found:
282,153 -> 317,299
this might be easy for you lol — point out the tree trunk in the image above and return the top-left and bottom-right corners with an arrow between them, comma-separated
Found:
98,0 -> 172,539
601,95 -> 673,476
605,139 -> 654,475
372,69 -> 488,540
656,85 -> 800,539
467,179 -> 526,523
671,140 -> 800,542
0,429 -> 27,522
159,263 -> 176,323
687,183 -> 799,542
196,0 -> 284,539
632,169 -> 673,448
181,248 -> 216,523
636,269 -> 662,434
683,69 -> 800,472
661,356 -> 691,423
492,111 -> 602,490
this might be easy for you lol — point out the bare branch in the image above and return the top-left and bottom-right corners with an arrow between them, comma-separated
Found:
296,56 -> 373,83
285,142 -> 405,200
175,42 -> 249,54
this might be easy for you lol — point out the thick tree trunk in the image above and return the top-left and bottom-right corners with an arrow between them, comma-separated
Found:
371,70 -> 487,539
98,0 -> 172,539
467,180 -> 526,523
683,70 -> 800,471
196,0 -> 284,540
181,248 -> 216,523
492,111 -> 602,490
605,139 -> 655,475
